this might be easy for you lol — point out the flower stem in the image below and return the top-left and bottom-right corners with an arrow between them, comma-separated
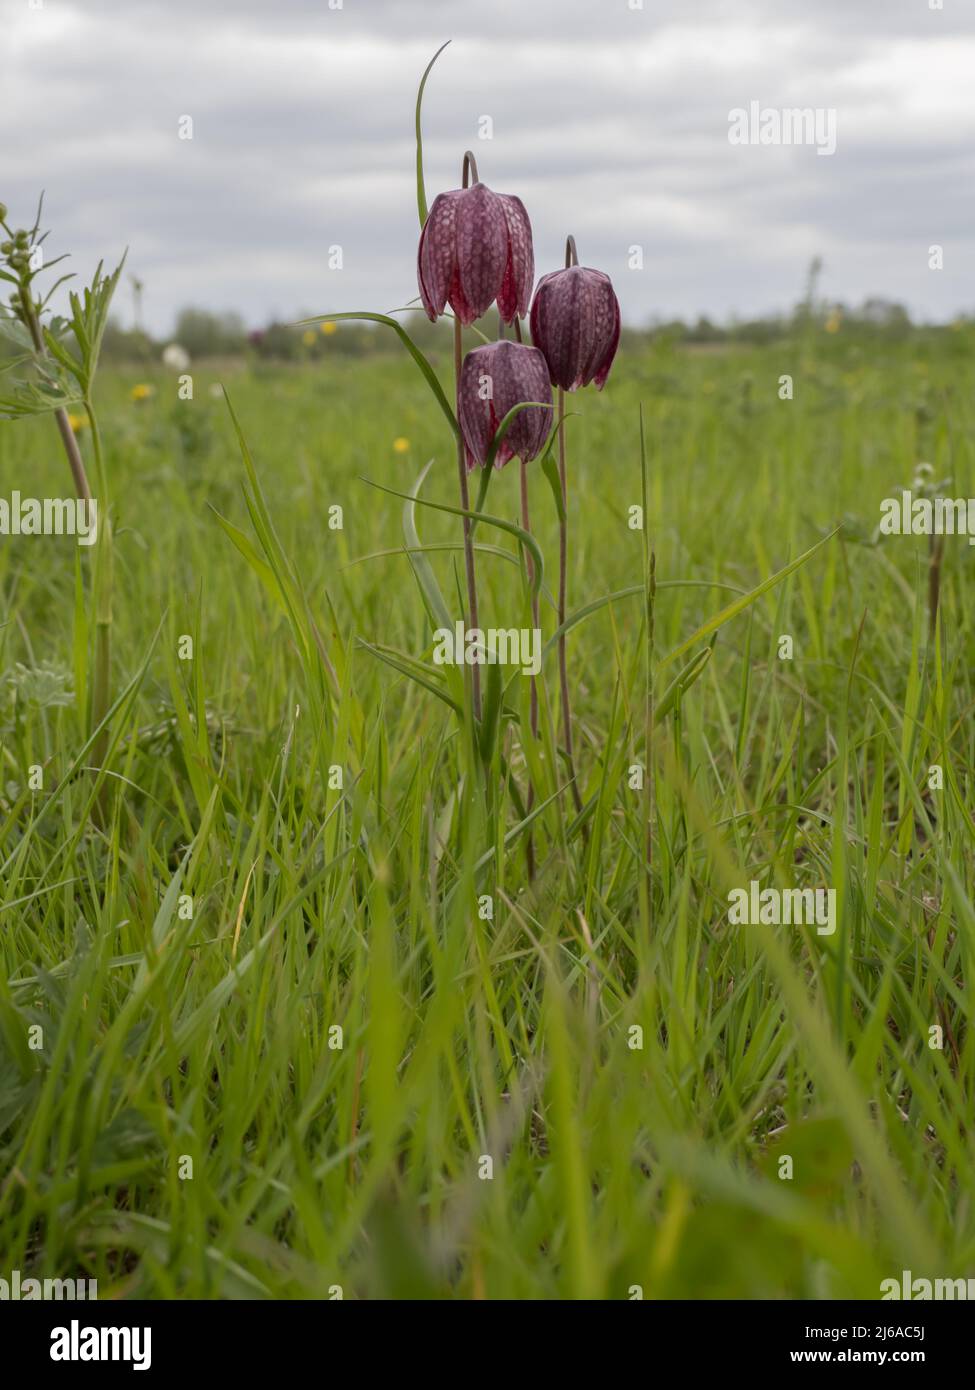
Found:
21,287 -> 112,813
86,403 -> 113,799
520,461 -> 539,741
640,404 -> 655,930
454,150 -> 483,723
556,385 -> 583,816
520,458 -> 538,879
20,295 -> 93,505
557,236 -> 583,815
454,312 -> 481,722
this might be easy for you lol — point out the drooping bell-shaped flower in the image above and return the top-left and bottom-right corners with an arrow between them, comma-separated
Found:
418,182 -> 534,327
458,340 -> 552,470
529,265 -> 621,390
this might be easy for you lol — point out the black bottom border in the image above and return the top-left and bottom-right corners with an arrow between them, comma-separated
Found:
0,1298 -> 961,1374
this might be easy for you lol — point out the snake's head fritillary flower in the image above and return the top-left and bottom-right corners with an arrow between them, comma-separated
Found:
418,183 -> 534,327
458,340 -> 552,470
529,265 -> 621,391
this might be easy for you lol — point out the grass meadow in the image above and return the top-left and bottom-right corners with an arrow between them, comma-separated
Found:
1,321 -> 974,1299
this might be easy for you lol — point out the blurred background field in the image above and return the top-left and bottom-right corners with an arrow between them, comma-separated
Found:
1,310 -> 974,1298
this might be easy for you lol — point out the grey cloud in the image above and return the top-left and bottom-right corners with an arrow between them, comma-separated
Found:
1,0 -> 972,332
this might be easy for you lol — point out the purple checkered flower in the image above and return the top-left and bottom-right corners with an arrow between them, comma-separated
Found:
418,183 -> 534,327
529,265 -> 620,390
458,340 -> 552,469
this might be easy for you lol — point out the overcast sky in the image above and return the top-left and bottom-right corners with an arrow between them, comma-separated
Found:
2,0 -> 972,334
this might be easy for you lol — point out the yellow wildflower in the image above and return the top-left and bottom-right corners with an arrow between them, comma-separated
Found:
130,383 -> 154,402
393,437 -> 410,454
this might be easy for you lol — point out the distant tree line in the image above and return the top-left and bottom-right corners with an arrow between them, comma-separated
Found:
97,297 -> 972,364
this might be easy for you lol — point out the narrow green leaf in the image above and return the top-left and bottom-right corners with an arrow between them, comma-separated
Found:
357,639 -> 462,715
300,311 -> 458,440
483,400 -> 553,473
659,529 -> 839,670
401,460 -> 455,633
655,644 -> 713,721
415,41 -> 451,227
365,475 -> 545,599
540,446 -> 565,523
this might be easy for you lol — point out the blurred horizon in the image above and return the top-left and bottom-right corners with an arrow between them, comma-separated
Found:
3,0 -> 973,334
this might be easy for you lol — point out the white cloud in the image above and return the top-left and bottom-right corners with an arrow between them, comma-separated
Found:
1,0 -> 971,331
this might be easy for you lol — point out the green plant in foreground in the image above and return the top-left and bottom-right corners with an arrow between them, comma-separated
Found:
0,196 -> 123,808
295,44 -> 827,886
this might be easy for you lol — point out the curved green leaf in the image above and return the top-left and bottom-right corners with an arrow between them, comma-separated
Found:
655,643 -> 713,721
364,474 -> 545,600
540,447 -> 565,524
659,528 -> 839,670
415,41 -> 451,227
537,410 -> 579,525
401,460 -> 455,632
484,399 -> 553,473
301,311 -> 458,439
357,639 -> 462,715
543,579 -> 747,654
